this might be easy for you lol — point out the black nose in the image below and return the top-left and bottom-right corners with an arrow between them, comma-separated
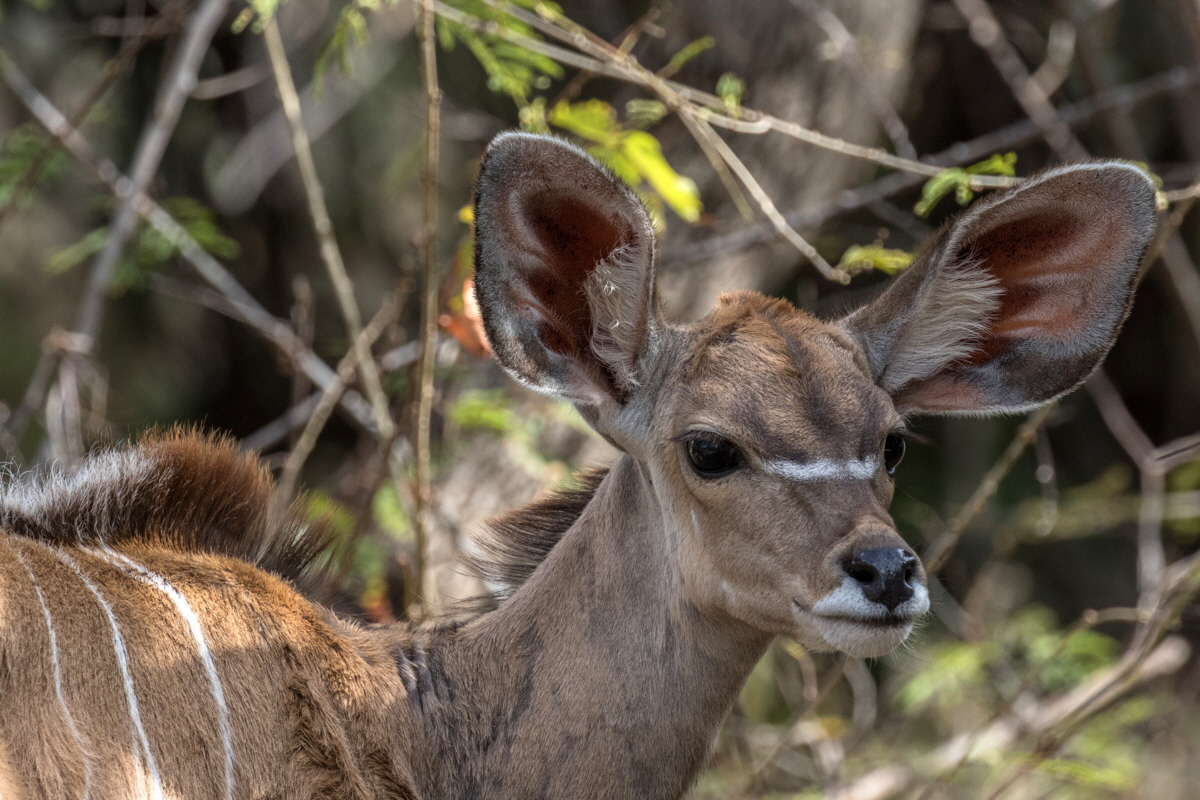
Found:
844,548 -> 919,610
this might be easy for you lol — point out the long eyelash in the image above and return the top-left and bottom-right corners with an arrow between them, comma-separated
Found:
894,428 -> 930,446
670,430 -> 730,445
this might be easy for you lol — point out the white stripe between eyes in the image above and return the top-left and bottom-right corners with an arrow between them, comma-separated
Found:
761,457 -> 880,482
2,539 -> 93,800
44,545 -> 164,800
92,547 -> 235,800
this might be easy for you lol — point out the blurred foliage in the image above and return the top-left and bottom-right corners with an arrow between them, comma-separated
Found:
2,0 -> 1200,797
0,124 -> 66,209
47,197 -> 239,292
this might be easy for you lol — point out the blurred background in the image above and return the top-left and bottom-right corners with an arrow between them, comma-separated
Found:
3,0 -> 1200,796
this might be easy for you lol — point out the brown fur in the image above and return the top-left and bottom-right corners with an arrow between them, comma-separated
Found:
0,135 -> 1157,800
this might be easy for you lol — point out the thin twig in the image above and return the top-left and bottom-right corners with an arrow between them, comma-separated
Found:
1,0 -> 230,454
680,109 -> 843,281
662,65 -> 1200,267
271,295 -> 399,522
73,0 -> 232,348
924,404 -> 1057,574
951,0 -> 1088,161
435,0 -> 1009,188
0,55 -> 379,435
264,17 -> 395,440
413,0 -> 442,615
789,0 -> 917,160
0,0 -> 191,230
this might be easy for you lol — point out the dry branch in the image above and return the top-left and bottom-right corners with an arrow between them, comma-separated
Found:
0,55 -> 379,436
413,0 -> 443,613
264,17 -> 395,440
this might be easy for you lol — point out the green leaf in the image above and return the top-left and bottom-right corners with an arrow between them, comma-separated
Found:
548,101 -> 702,225
965,151 -> 1017,177
915,153 -> 1018,218
0,125 -> 67,208
434,0 -> 563,103
662,36 -> 714,78
619,131 -> 701,223
1034,758 -> 1136,792
837,244 -> 913,276
896,640 -> 998,713
716,72 -> 745,117
46,228 -> 108,274
625,99 -> 668,129
372,484 -> 413,543
449,389 -> 519,435
548,99 -> 620,146
314,6 -> 371,95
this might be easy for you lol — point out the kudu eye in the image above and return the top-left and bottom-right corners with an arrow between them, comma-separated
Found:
883,433 -> 906,475
685,437 -> 742,478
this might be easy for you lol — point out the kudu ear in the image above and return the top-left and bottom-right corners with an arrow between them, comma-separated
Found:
841,162 -> 1158,414
473,132 -> 660,408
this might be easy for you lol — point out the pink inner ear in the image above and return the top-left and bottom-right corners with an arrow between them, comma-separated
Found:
957,209 -> 1117,367
522,191 -> 624,360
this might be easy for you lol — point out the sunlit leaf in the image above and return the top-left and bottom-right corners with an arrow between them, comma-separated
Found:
837,244 -> 913,276
620,131 -> 702,223
548,99 -> 620,146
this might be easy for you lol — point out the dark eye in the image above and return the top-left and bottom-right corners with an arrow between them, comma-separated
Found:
883,433 -> 906,475
686,437 -> 742,478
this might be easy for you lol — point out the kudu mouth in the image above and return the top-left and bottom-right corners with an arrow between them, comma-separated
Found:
792,546 -> 931,657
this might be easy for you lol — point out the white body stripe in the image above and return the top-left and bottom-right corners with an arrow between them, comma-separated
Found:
92,547 -> 235,800
1,539 -> 93,799
762,456 -> 879,482
41,544 -> 164,800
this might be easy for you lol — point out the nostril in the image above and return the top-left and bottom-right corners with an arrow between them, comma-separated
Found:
845,548 -> 920,610
847,563 -> 878,586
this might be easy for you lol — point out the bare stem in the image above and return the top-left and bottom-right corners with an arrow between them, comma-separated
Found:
271,296 -> 399,523
924,403 -> 1056,574
264,18 -> 395,440
0,54 -> 379,435
412,0 -> 443,614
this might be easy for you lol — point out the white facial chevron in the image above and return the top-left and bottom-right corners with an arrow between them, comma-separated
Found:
761,456 -> 879,482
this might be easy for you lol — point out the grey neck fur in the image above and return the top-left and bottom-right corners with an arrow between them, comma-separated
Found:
403,454 -> 770,800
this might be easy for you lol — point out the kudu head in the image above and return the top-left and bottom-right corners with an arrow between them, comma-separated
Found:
472,132 -> 1156,657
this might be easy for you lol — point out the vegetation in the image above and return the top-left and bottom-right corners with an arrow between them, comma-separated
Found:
2,0 -> 1200,796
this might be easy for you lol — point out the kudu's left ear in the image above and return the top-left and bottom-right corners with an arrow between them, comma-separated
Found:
841,162 -> 1158,414
473,132 -> 660,409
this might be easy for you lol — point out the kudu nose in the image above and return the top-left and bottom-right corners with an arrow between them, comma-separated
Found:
844,548 -> 919,611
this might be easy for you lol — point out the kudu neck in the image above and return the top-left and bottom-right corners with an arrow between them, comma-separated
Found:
411,453 -> 770,799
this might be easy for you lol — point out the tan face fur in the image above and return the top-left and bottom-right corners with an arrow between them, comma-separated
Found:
473,132 -> 1158,660
608,293 -> 926,657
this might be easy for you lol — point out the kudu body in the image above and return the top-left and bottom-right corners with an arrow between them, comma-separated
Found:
0,133 -> 1156,799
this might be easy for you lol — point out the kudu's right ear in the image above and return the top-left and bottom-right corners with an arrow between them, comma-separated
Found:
841,162 -> 1158,414
473,133 -> 660,409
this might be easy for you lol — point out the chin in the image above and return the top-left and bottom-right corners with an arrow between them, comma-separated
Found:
790,590 -> 927,657
808,615 -> 916,657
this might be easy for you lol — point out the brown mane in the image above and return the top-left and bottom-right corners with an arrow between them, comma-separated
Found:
466,468 -> 608,602
0,428 -> 336,597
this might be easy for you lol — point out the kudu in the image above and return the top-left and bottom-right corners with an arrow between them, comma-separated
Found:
0,133 -> 1157,799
